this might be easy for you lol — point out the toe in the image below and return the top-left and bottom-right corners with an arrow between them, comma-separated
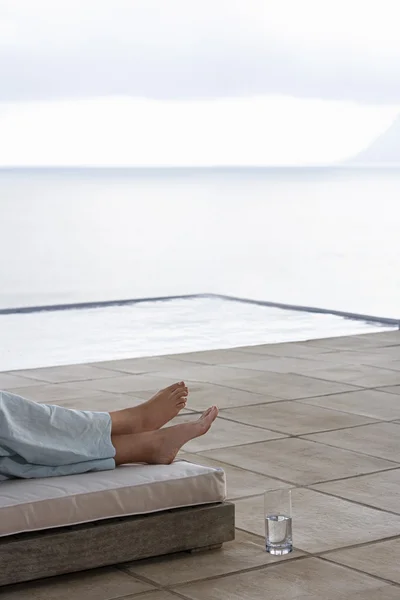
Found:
210,406 -> 219,419
172,387 -> 188,399
203,406 -> 218,419
165,382 -> 181,392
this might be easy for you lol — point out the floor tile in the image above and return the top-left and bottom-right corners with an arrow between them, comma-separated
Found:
125,530 -> 301,585
308,349 -> 400,366
0,567 -> 154,600
213,371 -> 358,399
354,345 -> 400,361
158,364 -> 261,384
3,384 -> 125,404
234,489 -> 400,552
95,357 -> 260,384
379,385 -> 400,396
306,331 -> 400,349
305,423 -> 400,462
202,438 -> 396,485
181,452 -> 289,499
381,360 -> 400,372
325,538 -> 400,584
356,330 -> 400,344
76,374 -> 179,393
170,414 -> 285,452
303,365 -> 400,387
13,364 -> 120,383
225,349 -> 311,364
169,366 -> 277,388
221,401 -> 375,435
222,356 -> 349,374
90,356 -> 183,373
168,382 -> 280,411
167,348 -> 262,364
235,349 -> 400,373
128,593 -> 181,600
312,469 -> 400,514
174,557 -> 400,600
298,388 -> 400,420
234,342 -> 336,358
0,373 -> 44,389
175,346 -> 340,364
57,394 -> 161,412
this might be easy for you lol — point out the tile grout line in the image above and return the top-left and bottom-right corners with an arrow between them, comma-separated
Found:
183,378 -> 365,399
214,413 -> 384,437
181,390 -> 400,420
317,533 -> 400,556
179,398 -> 298,411
187,453 -> 299,485
191,430 -> 400,470
233,526 -> 400,574
225,465 -> 400,502
168,554 -> 311,590
374,386 -> 400,396
302,485 -> 400,517
107,357 -> 400,383
234,523 -> 400,557
296,396 -> 400,421
191,448 -> 400,489
304,464 -> 400,486
114,376 -> 364,401
2,368 -> 154,385
117,565 -> 197,600
112,587 -> 165,600
228,466 -> 400,510
165,589 -> 202,600
193,360 -> 400,381
285,364 -> 400,387
118,553 -> 309,595
8,375 -> 384,404
201,372 -> 365,391
318,555 -> 400,589
297,432 -> 400,463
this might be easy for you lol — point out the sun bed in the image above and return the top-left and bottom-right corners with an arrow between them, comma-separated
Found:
0,460 -> 234,586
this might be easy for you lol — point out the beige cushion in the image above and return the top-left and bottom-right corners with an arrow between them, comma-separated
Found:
0,460 -> 226,537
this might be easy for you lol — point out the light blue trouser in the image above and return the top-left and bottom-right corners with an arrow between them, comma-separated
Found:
0,391 -> 116,479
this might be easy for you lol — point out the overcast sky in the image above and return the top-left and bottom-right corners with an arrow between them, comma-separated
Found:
1,0 -> 400,166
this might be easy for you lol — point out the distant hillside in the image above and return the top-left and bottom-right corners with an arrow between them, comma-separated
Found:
350,115 -> 400,164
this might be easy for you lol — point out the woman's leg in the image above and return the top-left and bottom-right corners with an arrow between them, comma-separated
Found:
111,406 -> 218,465
109,382 -> 188,436
0,391 -> 116,477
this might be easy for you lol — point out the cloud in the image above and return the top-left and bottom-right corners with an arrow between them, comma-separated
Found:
0,95 -> 397,166
1,1 -> 399,166
1,0 -> 400,103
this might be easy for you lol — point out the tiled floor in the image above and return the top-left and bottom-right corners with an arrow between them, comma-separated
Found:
1,329 -> 400,599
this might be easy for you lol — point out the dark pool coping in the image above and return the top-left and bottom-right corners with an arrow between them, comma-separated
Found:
0,293 -> 398,328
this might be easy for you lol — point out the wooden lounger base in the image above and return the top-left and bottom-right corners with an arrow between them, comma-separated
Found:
0,502 -> 235,587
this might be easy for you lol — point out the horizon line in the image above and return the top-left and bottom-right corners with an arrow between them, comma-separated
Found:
1,163 -> 400,170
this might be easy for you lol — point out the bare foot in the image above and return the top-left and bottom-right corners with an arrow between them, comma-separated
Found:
139,382 -> 189,431
146,406 -> 219,464
113,406 -> 219,466
110,382 -> 189,435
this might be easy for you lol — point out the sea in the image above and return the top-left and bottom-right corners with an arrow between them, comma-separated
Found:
1,166 -> 399,370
